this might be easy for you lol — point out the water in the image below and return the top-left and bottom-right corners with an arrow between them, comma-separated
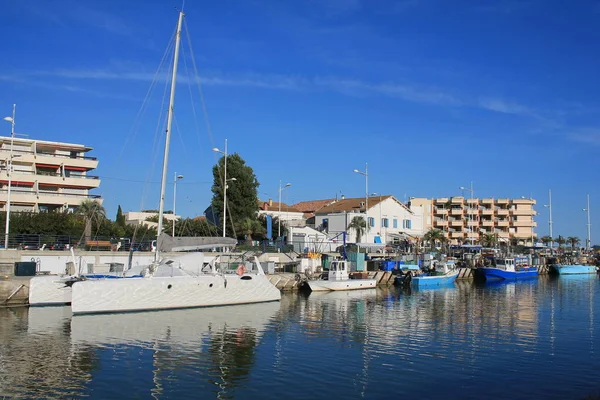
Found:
1,275 -> 600,399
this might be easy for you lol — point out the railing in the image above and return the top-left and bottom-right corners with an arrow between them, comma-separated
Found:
3,170 -> 99,179
0,148 -> 97,161
0,189 -> 101,199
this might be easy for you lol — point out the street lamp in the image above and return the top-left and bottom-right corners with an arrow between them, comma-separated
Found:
213,139 -> 233,237
544,189 -> 553,251
459,182 -> 474,245
172,173 -> 184,237
353,163 -> 368,241
583,194 -> 591,251
3,104 -> 16,249
278,181 -> 291,238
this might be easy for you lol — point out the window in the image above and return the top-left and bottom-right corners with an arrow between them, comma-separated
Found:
368,217 -> 375,227
382,218 -> 389,228
393,219 -> 398,228
402,219 -> 412,229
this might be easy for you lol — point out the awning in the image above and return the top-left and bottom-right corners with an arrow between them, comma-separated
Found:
64,166 -> 88,171
0,180 -> 34,186
35,163 -> 60,169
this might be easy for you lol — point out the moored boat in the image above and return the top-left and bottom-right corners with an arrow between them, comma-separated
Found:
477,257 -> 538,281
304,259 -> 376,292
411,260 -> 459,287
550,264 -> 597,275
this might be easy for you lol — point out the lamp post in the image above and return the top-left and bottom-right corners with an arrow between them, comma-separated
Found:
278,181 -> 291,238
583,194 -> 591,251
172,173 -> 183,237
544,189 -> 553,251
353,163 -> 368,241
213,139 -> 233,238
459,182 -> 474,245
3,104 -> 16,249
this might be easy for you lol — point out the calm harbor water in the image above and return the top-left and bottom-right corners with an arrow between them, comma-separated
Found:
1,275 -> 600,399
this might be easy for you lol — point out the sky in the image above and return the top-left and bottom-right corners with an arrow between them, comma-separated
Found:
0,0 -> 598,244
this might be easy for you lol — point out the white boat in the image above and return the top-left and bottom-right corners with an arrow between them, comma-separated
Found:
304,259 -> 376,292
69,11 -> 281,315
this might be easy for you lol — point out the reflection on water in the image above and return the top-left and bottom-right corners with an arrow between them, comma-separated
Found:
1,276 -> 600,399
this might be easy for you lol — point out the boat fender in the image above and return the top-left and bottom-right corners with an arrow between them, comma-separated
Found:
237,264 -> 247,276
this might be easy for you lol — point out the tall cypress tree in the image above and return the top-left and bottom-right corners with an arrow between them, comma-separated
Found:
210,153 -> 259,237
116,205 -> 126,228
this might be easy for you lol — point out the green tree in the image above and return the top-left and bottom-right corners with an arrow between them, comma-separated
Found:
77,199 -> 106,241
347,216 -> 366,243
423,228 -> 444,251
555,235 -> 566,250
211,153 -> 260,237
540,235 -> 552,248
115,205 -> 126,228
237,218 -> 265,245
481,233 -> 498,248
567,236 -> 580,250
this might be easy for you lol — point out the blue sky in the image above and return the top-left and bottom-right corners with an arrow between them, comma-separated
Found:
0,0 -> 598,243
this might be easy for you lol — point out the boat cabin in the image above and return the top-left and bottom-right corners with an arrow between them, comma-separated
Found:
435,260 -> 456,274
328,260 -> 350,281
494,258 -> 516,272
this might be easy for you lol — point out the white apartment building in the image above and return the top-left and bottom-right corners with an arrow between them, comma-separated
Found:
124,211 -> 180,229
0,136 -> 101,212
313,196 -> 425,244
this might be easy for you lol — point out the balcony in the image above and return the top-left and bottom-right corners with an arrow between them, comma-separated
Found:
496,220 -> 509,227
451,231 -> 464,238
0,170 -> 100,189
434,208 -> 448,215
450,219 -> 463,227
3,149 -> 99,170
435,198 -> 449,204
496,209 -> 509,216
481,208 -> 494,215
451,197 -> 464,204
513,220 -> 537,227
466,220 -> 478,226
481,198 -> 494,204
512,208 -> 536,216
496,198 -> 510,204
451,209 -> 464,216
0,189 -> 102,205
481,220 -> 494,227
434,220 -> 448,228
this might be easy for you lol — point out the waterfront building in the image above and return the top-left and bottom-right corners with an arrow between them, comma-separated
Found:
292,198 -> 336,227
123,211 -> 180,229
313,195 -> 425,245
410,197 -> 537,245
0,136 -> 101,213
258,199 -> 305,227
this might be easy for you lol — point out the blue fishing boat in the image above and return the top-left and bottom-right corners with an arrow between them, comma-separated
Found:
396,260 -> 459,287
477,258 -> 538,281
550,264 -> 597,275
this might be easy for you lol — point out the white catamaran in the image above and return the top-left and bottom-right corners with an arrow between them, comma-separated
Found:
69,11 -> 281,315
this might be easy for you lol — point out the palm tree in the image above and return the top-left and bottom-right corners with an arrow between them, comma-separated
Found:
237,218 -> 264,245
423,228 -> 444,251
347,216 -> 366,243
77,199 -> 106,241
540,235 -> 552,248
481,233 -> 498,248
567,236 -> 580,250
555,235 -> 566,251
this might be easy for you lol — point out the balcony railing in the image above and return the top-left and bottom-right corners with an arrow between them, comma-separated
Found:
0,189 -> 101,199
0,148 -> 97,161
6,170 -> 99,179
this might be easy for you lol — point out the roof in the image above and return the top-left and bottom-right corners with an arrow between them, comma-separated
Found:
258,200 -> 301,213
316,195 -> 409,214
292,199 -> 336,218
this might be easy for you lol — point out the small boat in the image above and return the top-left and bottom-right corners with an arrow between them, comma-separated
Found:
477,257 -> 538,281
397,260 -> 459,288
550,264 -> 598,275
303,260 -> 376,292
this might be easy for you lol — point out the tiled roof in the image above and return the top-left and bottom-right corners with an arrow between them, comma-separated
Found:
315,195 -> 401,214
258,200 -> 301,213
292,199 -> 336,218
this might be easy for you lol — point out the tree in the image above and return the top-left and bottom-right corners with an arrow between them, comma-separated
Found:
540,235 -> 552,247
555,235 -> 566,250
347,216 -> 366,243
115,205 -> 126,228
76,199 -> 106,241
237,218 -> 265,245
567,236 -> 580,250
423,228 -> 444,251
481,233 -> 498,248
211,153 -> 260,237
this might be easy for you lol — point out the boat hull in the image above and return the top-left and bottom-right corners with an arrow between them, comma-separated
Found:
412,270 -> 459,287
305,278 -> 377,292
29,275 -> 73,306
477,267 -> 538,281
551,264 -> 597,275
71,274 -> 281,315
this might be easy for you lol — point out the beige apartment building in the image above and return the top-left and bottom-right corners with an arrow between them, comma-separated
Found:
0,136 -> 101,213
411,197 -> 537,244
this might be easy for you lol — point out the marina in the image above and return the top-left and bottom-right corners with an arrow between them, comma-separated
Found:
1,275 -> 600,399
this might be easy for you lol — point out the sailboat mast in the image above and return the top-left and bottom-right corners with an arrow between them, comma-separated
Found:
156,11 -> 185,261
